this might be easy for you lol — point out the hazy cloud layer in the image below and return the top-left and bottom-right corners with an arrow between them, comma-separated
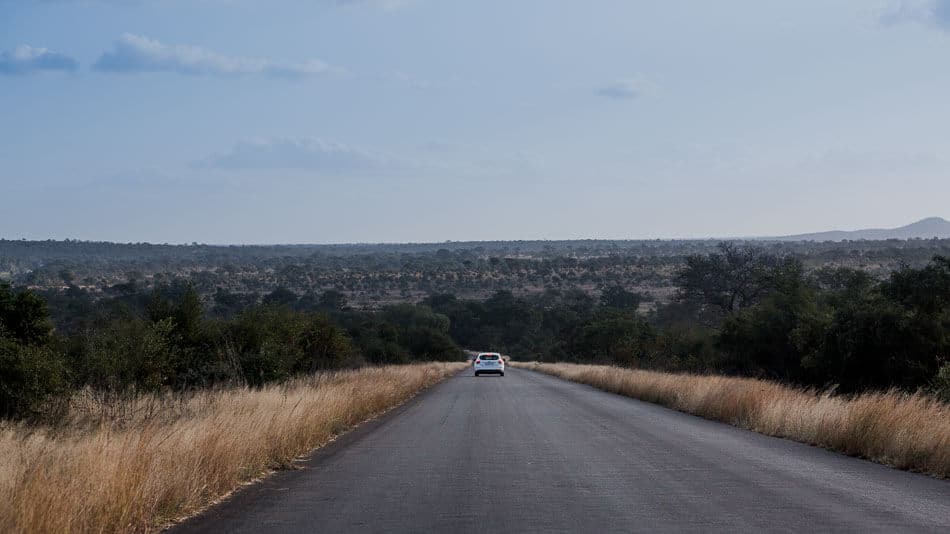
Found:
797,149 -> 942,177
0,45 -> 78,75
881,0 -> 950,29
201,138 -> 397,172
336,0 -> 416,10
594,77 -> 658,100
25,0 -> 415,9
93,34 -> 332,77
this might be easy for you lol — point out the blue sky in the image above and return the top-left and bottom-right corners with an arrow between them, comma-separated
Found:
2,0 -> 949,243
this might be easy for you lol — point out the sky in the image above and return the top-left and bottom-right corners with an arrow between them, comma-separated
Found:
2,0 -> 949,244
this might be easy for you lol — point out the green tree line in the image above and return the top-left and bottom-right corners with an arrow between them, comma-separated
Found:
0,282 -> 463,419
2,245 -> 949,420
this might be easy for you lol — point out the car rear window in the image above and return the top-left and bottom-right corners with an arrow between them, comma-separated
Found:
479,355 -> 499,360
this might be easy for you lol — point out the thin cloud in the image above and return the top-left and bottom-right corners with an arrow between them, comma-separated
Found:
336,0 -> 417,10
27,0 -> 416,7
880,0 -> 950,30
199,138 -> 399,172
594,77 -> 659,100
93,34 -> 333,78
797,149 -> 942,177
386,70 -> 432,89
0,45 -> 78,75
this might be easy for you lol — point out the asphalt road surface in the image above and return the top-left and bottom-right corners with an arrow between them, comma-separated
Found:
173,368 -> 950,533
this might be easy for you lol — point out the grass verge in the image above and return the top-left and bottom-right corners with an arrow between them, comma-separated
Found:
512,362 -> 950,478
0,362 -> 465,533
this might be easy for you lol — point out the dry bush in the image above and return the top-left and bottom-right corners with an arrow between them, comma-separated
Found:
513,362 -> 950,478
0,363 -> 465,533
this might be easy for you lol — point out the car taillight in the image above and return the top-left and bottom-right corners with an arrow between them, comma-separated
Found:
475,360 -> 480,364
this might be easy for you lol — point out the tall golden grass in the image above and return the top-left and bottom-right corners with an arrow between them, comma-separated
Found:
513,362 -> 950,478
0,363 -> 465,533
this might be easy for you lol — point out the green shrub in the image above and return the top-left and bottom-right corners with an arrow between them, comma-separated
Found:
0,338 -> 66,419
72,317 -> 178,392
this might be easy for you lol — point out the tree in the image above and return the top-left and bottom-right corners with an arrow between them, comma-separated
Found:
226,307 -> 358,386
73,317 -> 178,392
882,256 -> 950,315
0,282 -> 53,346
262,287 -> 298,308
319,289 -> 348,312
717,278 -> 818,381
0,283 -> 65,419
380,304 -> 462,360
0,339 -> 66,419
599,285 -> 642,310
808,299 -> 942,392
676,243 -> 801,316
574,309 -> 654,366
58,269 -> 75,286
358,321 -> 409,365
295,314 -> 357,372
804,257 -> 950,392
481,291 -> 541,350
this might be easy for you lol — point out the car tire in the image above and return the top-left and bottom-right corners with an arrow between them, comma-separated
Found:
500,372 -> 505,377
475,371 -> 480,377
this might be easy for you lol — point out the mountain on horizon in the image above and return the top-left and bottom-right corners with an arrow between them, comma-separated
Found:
773,217 -> 950,242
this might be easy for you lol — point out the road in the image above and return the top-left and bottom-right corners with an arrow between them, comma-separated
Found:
173,368 -> 950,533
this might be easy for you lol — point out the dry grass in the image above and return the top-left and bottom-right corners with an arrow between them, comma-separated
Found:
0,363 -> 465,533
513,362 -> 950,478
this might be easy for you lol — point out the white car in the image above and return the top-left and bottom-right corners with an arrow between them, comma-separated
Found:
474,353 -> 505,377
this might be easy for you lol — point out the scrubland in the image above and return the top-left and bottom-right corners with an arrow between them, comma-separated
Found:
0,363 -> 464,534
513,362 -> 950,478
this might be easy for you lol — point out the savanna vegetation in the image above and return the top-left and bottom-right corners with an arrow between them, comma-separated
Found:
0,280 -> 464,421
5,237 -> 950,308
425,244 -> 950,399
1,238 -> 949,532
2,240 -> 950,421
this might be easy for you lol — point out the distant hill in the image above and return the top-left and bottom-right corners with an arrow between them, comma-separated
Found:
774,217 -> 950,242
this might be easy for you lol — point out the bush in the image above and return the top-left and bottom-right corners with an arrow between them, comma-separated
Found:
0,283 -> 65,419
717,287 -> 818,381
0,282 -> 52,346
226,307 -> 358,386
575,309 -> 654,366
71,317 -> 179,392
0,337 -> 66,419
380,304 -> 463,361
649,326 -> 717,372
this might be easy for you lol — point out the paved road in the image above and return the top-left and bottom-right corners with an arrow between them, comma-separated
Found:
173,368 -> 950,533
